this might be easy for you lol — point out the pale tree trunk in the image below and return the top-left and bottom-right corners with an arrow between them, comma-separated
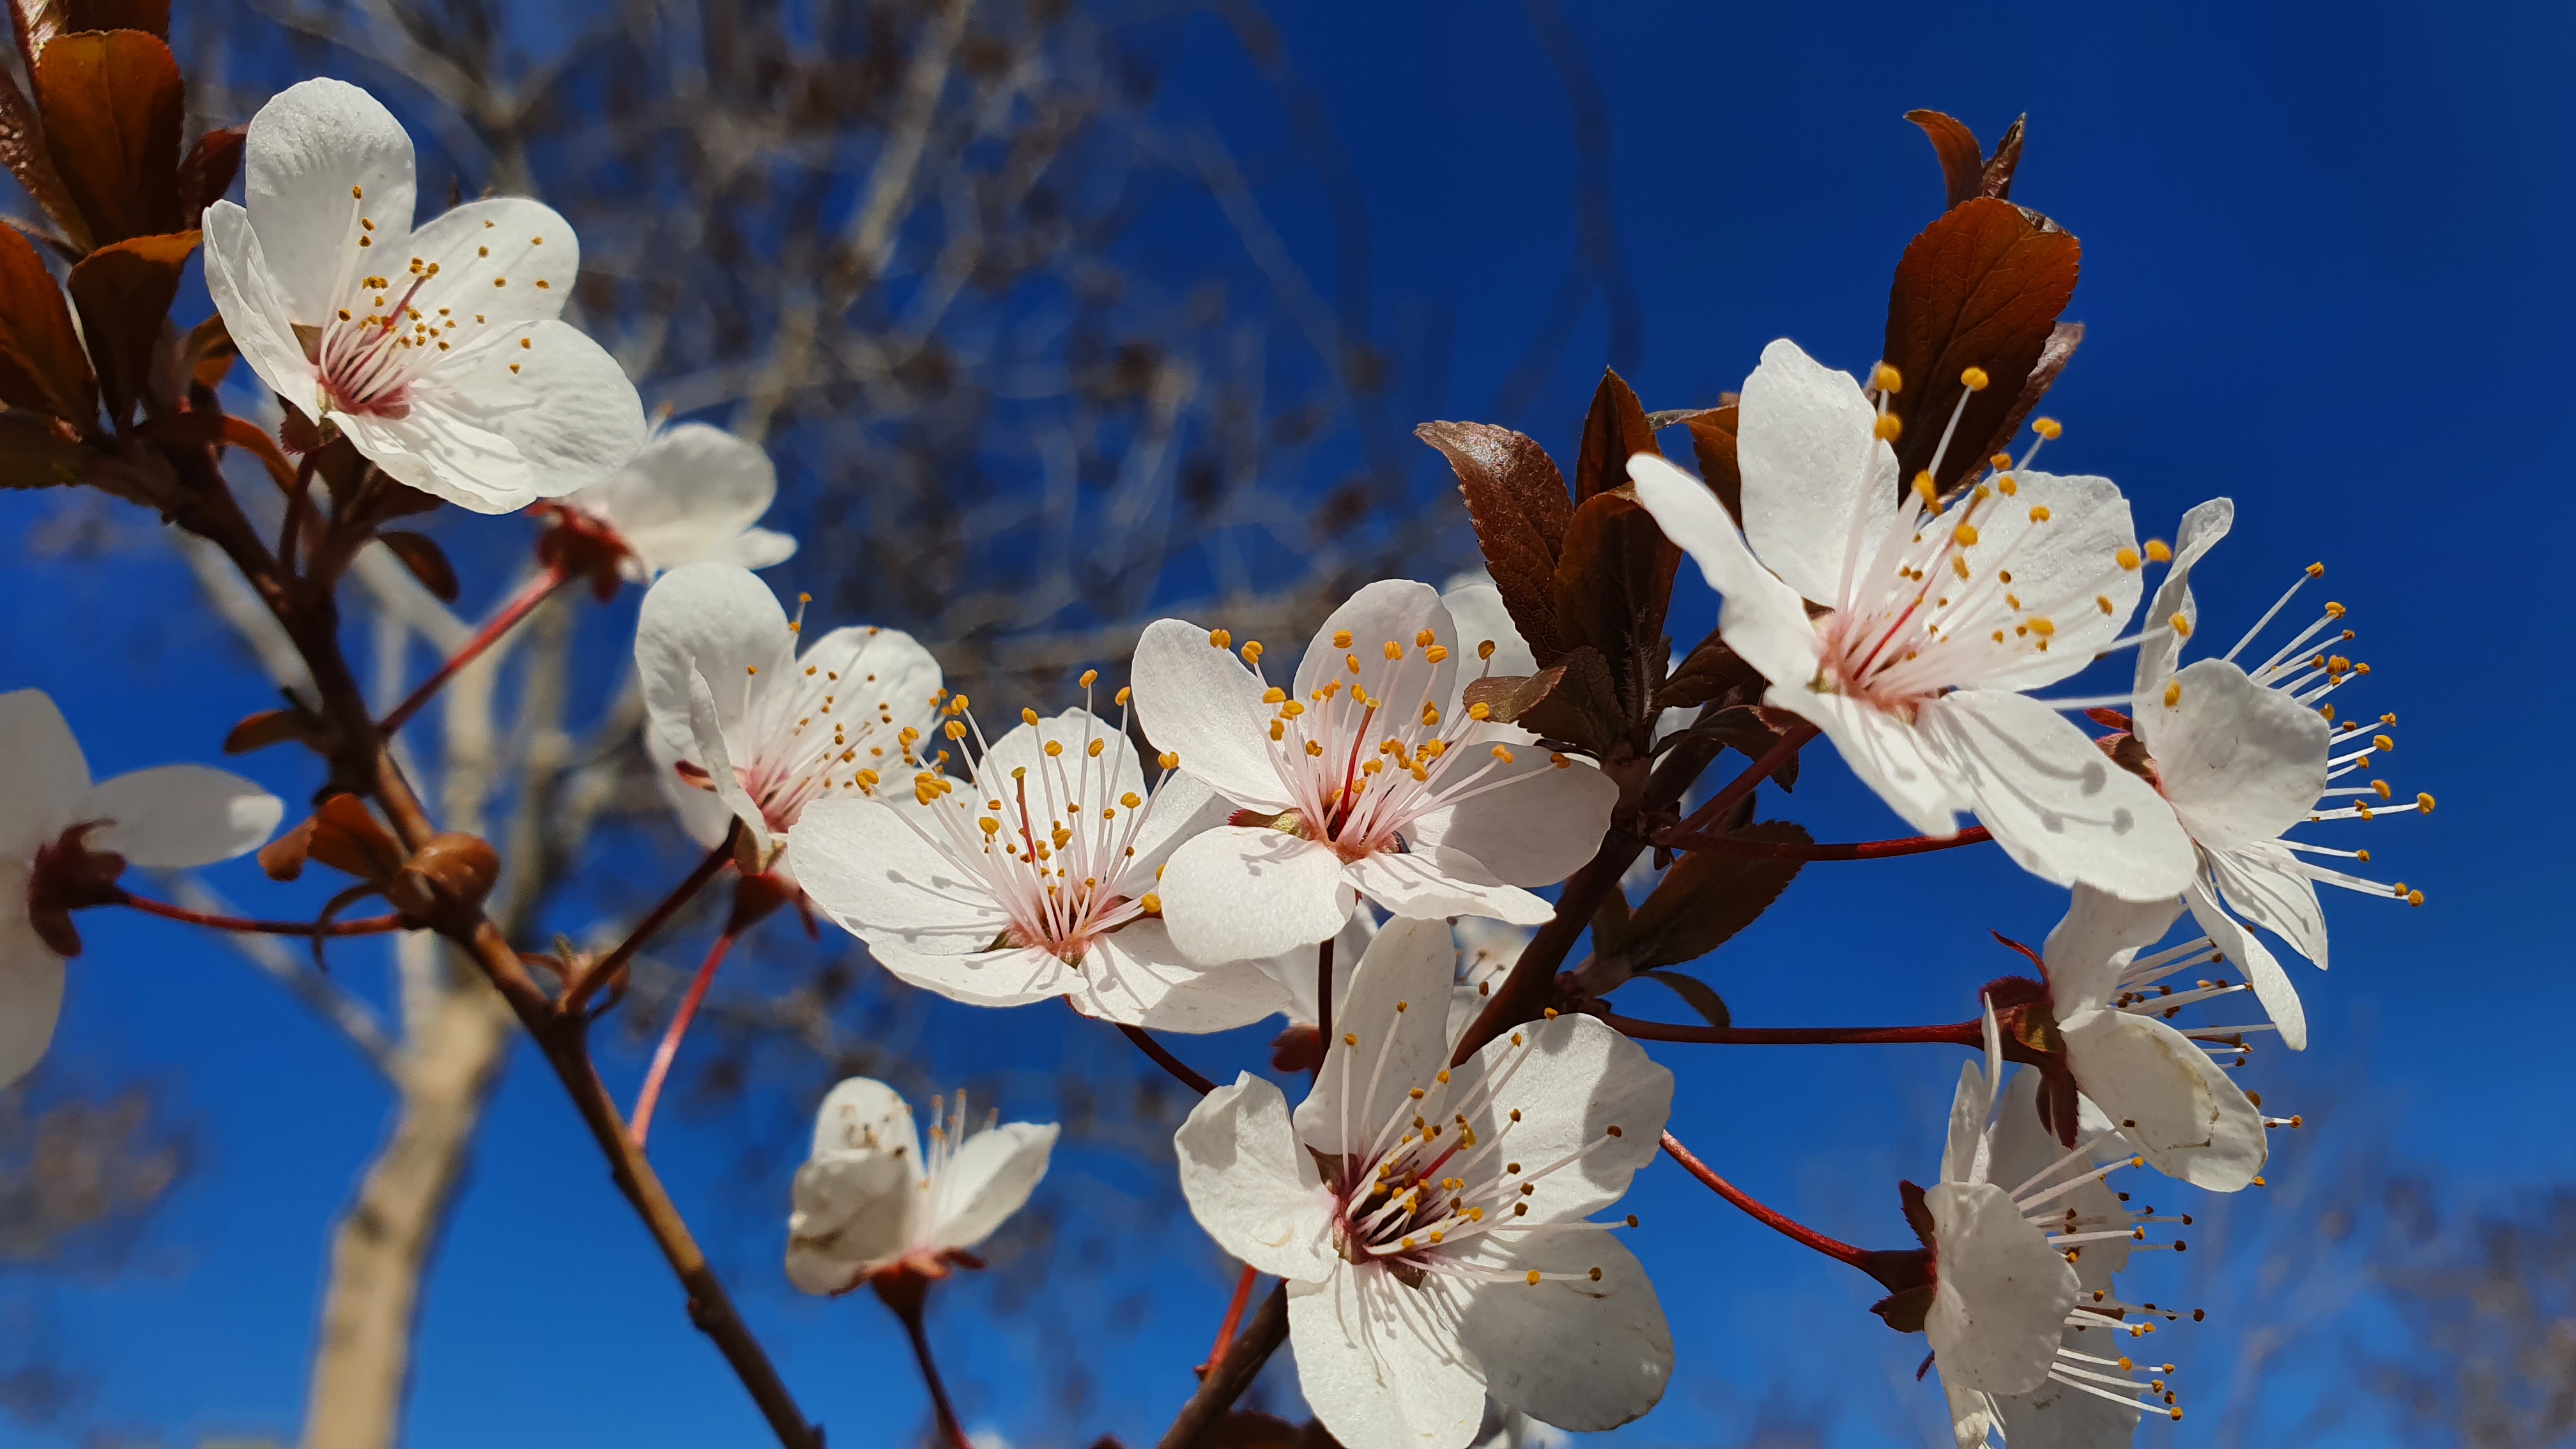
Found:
302,591 -> 585,1448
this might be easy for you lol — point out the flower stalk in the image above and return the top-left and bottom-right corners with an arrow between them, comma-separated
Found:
629,926 -> 738,1148
378,561 -> 576,735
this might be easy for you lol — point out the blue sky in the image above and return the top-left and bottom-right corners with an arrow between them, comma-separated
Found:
3,0 -> 2568,1445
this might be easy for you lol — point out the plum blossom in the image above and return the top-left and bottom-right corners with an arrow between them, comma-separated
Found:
204,79 -> 646,513
2122,499 -> 2434,1049
1938,1061 -> 2196,1443
1,691 -> 283,1087
2032,889 -> 2266,1192
786,1077 -> 1057,1294
1175,917 -> 1675,1449
1131,580 -> 1617,967
553,422 -> 797,581
1627,339 -> 2193,901
792,694 -> 1291,1032
635,563 -> 942,874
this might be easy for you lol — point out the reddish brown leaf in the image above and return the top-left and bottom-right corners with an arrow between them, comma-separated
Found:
0,408 -> 93,488
0,219 -> 95,423
1619,820 -> 1809,970
1881,196 -> 2080,494
1511,646 -> 1625,755
176,123 -> 242,227
1694,703 -> 1804,791
65,227 -> 194,424
1551,489 -> 1677,720
222,709 -> 309,755
1976,320 -> 2081,466
261,794 -> 405,884
1680,403 -> 1742,523
33,29 -> 182,247
0,69 -> 84,252
1905,109 -> 1985,211
378,530 -> 459,601
181,309 -> 233,388
1572,367 -> 1659,504
1980,116 -> 2026,201
1416,420 -> 1570,663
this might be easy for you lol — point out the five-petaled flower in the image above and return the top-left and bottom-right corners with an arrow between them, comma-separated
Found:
786,1077 -> 1057,1294
205,78 -> 647,514
1,691 -> 282,1088
1629,339 -> 2193,901
2121,498 -> 2432,1050
792,695 -> 1292,1032
1131,580 -> 1617,967
1932,1034 -> 2196,1443
551,422 -> 798,582
636,563 -> 943,875
1175,917 -> 1675,1449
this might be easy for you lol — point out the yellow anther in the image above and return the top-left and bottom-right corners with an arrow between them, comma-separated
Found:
1088,739 -> 1106,758
1331,630 -> 1354,649
1525,1269 -> 1542,1285
1873,363 -> 1903,392
2028,504 -> 2051,523
2097,594 -> 2115,615
1280,701 -> 1306,718
1157,751 -> 1179,770
1477,640 -> 1497,661
1346,654 -> 1361,674
1873,414 -> 1903,441
1208,628 -> 1232,650
1951,555 -> 1971,580
2407,889 -> 2425,907
1138,893 -> 1162,914
1959,365 -> 1990,391
1913,471 -> 1938,504
1262,687 -> 1288,704
944,720 -> 967,740
2164,681 -> 2182,708
1079,669 -> 1098,687
1384,640 -> 1404,661
1425,645 -> 1450,663
2416,792 -> 2436,813
2306,562 -> 2326,578
2372,779 -> 2391,800
1421,703 -> 1441,726
2115,546 -> 2142,571
1022,707 -> 1039,725
2170,613 -> 2193,638
1270,719 -> 1287,741
1952,523 -> 1981,547
1115,686 -> 1133,707
2028,617 -> 2055,636
1468,702 -> 1492,721
979,816 -> 1000,836
1305,740 -> 1324,756
2032,417 -> 2062,440
2325,602 -> 2347,619
1044,739 -> 1066,757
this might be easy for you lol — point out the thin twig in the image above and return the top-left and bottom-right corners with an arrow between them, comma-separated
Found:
1117,1022 -> 1217,1096
564,829 -> 739,1015
1156,1282 -> 1288,1449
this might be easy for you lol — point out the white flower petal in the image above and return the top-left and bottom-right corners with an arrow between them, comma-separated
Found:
2140,659 -> 2327,850
684,667 -> 769,848
570,422 -> 786,575
1940,1059 -> 1989,1188
1130,618 -> 1292,811
1119,770 -> 1229,888
0,869 -> 65,1090
926,1121 -> 1057,1254
335,402 -> 533,513
1296,916 -> 1457,1159
399,197 -> 578,330
1288,1269 -> 1489,1449
0,690 -> 89,857
2061,1012 -> 2263,1191
1985,1069 -> 2131,1278
1629,453 -> 1824,691
1158,827 -> 1354,965
1469,1014 -> 1670,1225
1076,923 -> 1289,1032
2208,839 -> 2329,970
792,797 -> 1016,959
81,766 -> 282,869
1952,471 -> 2142,694
2186,878 -> 2307,1052
1982,1346 -> 2142,1448
809,1076 -> 923,1163
2133,497 -> 2234,698
1405,750 -> 1614,888
1920,691 -> 2195,900
635,563 -> 794,761
1174,1071 -> 1337,1282
1259,908 -> 1375,1027
2040,887 -> 2185,1017
1734,337 -> 1899,607
1452,1233 -> 1672,1432
645,725 -> 739,848
1438,581 -> 1537,684
1771,686 -> 1963,838
429,318 -> 647,502
1345,848 -> 1553,926
201,202 -> 318,413
786,1151 -> 916,1293
1923,1180 -> 2079,1395
1294,581 -> 1459,714
241,79 -> 416,325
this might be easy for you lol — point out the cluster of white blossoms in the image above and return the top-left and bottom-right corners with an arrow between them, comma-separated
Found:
1,70 -> 2430,1449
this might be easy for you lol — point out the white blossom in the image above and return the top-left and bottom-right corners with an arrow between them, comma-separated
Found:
786,1077 -> 1057,1294
1628,339 -> 2193,901
1131,581 -> 1616,966
204,79 -> 646,513
556,422 -> 797,580
0,691 -> 282,1087
634,563 -> 942,874
1175,918 -> 1674,1449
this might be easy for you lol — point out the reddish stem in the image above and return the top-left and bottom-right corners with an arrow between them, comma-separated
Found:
1660,1130 -> 1870,1268
1664,824 -> 1995,861
1601,1012 -> 1983,1047
876,1273 -> 974,1449
629,928 -> 737,1149
1660,722 -> 1820,843
116,893 -> 408,939
1204,1263 -> 1260,1375
379,562 -> 576,735
1117,1022 -> 1216,1096
564,827 -> 740,1015
279,449 -> 318,572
